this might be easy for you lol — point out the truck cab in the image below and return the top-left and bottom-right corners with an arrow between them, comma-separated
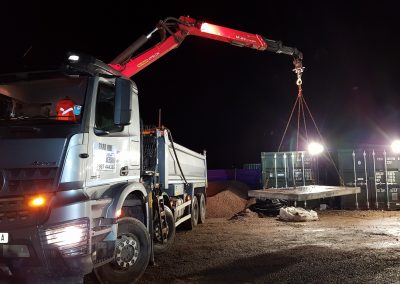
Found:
0,53 -> 207,283
0,54 -> 149,282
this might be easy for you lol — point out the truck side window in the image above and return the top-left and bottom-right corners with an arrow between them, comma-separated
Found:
95,83 -> 122,132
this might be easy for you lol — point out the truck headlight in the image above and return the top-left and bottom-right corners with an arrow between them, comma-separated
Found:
40,218 -> 89,257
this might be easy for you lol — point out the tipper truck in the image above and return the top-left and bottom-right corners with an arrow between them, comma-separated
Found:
0,16 -> 302,283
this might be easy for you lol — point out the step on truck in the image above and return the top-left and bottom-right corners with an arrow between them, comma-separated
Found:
0,16 -> 302,283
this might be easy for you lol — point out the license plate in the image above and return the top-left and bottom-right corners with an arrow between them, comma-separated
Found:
0,233 -> 8,243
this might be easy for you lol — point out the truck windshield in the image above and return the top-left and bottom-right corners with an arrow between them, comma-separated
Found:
0,74 -> 87,125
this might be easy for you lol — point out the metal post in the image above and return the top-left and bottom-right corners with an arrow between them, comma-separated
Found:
363,151 -> 369,209
372,150 -> 378,209
292,152 -> 296,207
301,152 -> 306,187
315,156 -> 319,184
301,152 -> 307,208
384,150 -> 390,209
284,153 -> 288,188
274,153 -> 277,188
292,152 -> 296,188
352,151 -> 359,209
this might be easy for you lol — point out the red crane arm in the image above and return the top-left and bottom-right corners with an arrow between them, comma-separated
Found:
109,16 -> 303,78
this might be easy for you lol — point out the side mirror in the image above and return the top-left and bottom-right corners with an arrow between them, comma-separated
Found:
114,78 -> 132,126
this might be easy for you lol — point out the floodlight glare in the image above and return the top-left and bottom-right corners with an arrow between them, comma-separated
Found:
308,142 -> 324,155
391,140 -> 400,153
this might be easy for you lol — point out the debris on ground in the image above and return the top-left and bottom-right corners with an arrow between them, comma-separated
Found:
206,181 -> 255,219
229,208 -> 259,221
279,206 -> 319,222
249,198 -> 288,216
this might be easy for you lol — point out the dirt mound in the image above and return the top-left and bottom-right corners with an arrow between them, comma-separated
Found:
206,181 -> 255,219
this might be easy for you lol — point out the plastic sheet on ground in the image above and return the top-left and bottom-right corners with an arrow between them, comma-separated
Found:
279,206 -> 319,222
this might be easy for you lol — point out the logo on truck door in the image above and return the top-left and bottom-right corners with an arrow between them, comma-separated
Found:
93,143 -> 117,173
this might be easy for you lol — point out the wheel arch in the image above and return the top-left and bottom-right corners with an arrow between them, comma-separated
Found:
104,182 -> 149,224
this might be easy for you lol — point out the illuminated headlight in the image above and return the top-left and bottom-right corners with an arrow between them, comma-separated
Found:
40,218 -> 89,257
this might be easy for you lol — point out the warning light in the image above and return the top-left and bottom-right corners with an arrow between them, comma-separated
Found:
115,209 -> 122,218
200,22 -> 220,35
30,196 -> 46,207
68,54 -> 79,62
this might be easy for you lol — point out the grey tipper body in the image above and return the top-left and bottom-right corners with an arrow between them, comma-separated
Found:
0,55 -> 207,282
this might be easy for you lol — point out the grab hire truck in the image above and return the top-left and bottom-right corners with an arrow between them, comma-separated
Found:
0,16 -> 301,283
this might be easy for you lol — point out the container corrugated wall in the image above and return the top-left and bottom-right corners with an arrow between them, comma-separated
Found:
243,163 -> 261,170
337,148 -> 400,210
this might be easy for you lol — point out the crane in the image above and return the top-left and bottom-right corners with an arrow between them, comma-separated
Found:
108,16 -> 304,80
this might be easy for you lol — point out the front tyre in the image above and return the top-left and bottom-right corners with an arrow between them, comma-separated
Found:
94,217 -> 151,284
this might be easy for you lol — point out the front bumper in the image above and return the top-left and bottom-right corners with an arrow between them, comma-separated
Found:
0,191 -> 115,278
0,219 -> 93,278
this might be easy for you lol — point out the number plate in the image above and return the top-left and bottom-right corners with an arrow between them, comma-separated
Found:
0,233 -> 8,243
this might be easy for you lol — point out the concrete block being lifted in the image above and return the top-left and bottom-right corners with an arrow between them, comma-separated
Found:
248,185 -> 361,201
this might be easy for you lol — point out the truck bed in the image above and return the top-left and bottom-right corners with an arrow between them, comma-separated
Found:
142,129 -> 207,194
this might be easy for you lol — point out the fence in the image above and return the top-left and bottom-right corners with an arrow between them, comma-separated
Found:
207,169 -> 262,189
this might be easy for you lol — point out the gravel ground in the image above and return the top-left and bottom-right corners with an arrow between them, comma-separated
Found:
139,210 -> 400,284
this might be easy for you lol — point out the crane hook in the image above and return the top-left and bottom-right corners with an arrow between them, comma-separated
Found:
292,57 -> 304,86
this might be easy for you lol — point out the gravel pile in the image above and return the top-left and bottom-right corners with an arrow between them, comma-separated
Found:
206,181 -> 255,218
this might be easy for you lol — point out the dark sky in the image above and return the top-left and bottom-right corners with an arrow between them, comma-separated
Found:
2,1 -> 400,168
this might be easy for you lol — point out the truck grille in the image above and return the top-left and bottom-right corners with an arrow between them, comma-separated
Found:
0,168 -> 57,194
0,197 -> 30,224
0,195 -> 52,229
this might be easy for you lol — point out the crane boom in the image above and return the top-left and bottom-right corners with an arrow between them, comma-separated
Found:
108,16 -> 303,78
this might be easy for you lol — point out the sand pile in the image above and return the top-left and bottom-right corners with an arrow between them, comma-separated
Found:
207,180 -> 250,197
206,181 -> 255,218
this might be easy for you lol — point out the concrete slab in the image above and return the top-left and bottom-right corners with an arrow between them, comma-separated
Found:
248,185 -> 361,201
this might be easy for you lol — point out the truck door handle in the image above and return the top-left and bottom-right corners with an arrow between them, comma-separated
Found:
120,166 -> 129,176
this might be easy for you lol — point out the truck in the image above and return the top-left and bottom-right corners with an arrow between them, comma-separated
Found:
0,16 -> 302,283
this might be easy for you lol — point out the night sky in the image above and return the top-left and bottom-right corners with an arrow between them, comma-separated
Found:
2,1 -> 400,168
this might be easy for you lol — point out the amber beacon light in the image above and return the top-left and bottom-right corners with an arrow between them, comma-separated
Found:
29,196 -> 46,207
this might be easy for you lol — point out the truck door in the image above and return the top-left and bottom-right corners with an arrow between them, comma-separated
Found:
128,89 -> 141,179
86,79 -> 131,188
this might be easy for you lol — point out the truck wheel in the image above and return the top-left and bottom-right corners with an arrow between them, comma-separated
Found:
183,195 -> 199,230
154,206 -> 176,254
197,193 -> 206,224
94,217 -> 150,284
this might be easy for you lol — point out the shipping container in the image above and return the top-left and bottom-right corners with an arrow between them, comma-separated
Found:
337,148 -> 400,210
261,151 -> 318,189
243,163 -> 262,170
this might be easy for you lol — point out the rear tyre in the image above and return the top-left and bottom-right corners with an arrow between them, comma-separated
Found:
183,195 -> 199,230
154,206 -> 176,254
197,193 -> 206,224
94,217 -> 151,284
